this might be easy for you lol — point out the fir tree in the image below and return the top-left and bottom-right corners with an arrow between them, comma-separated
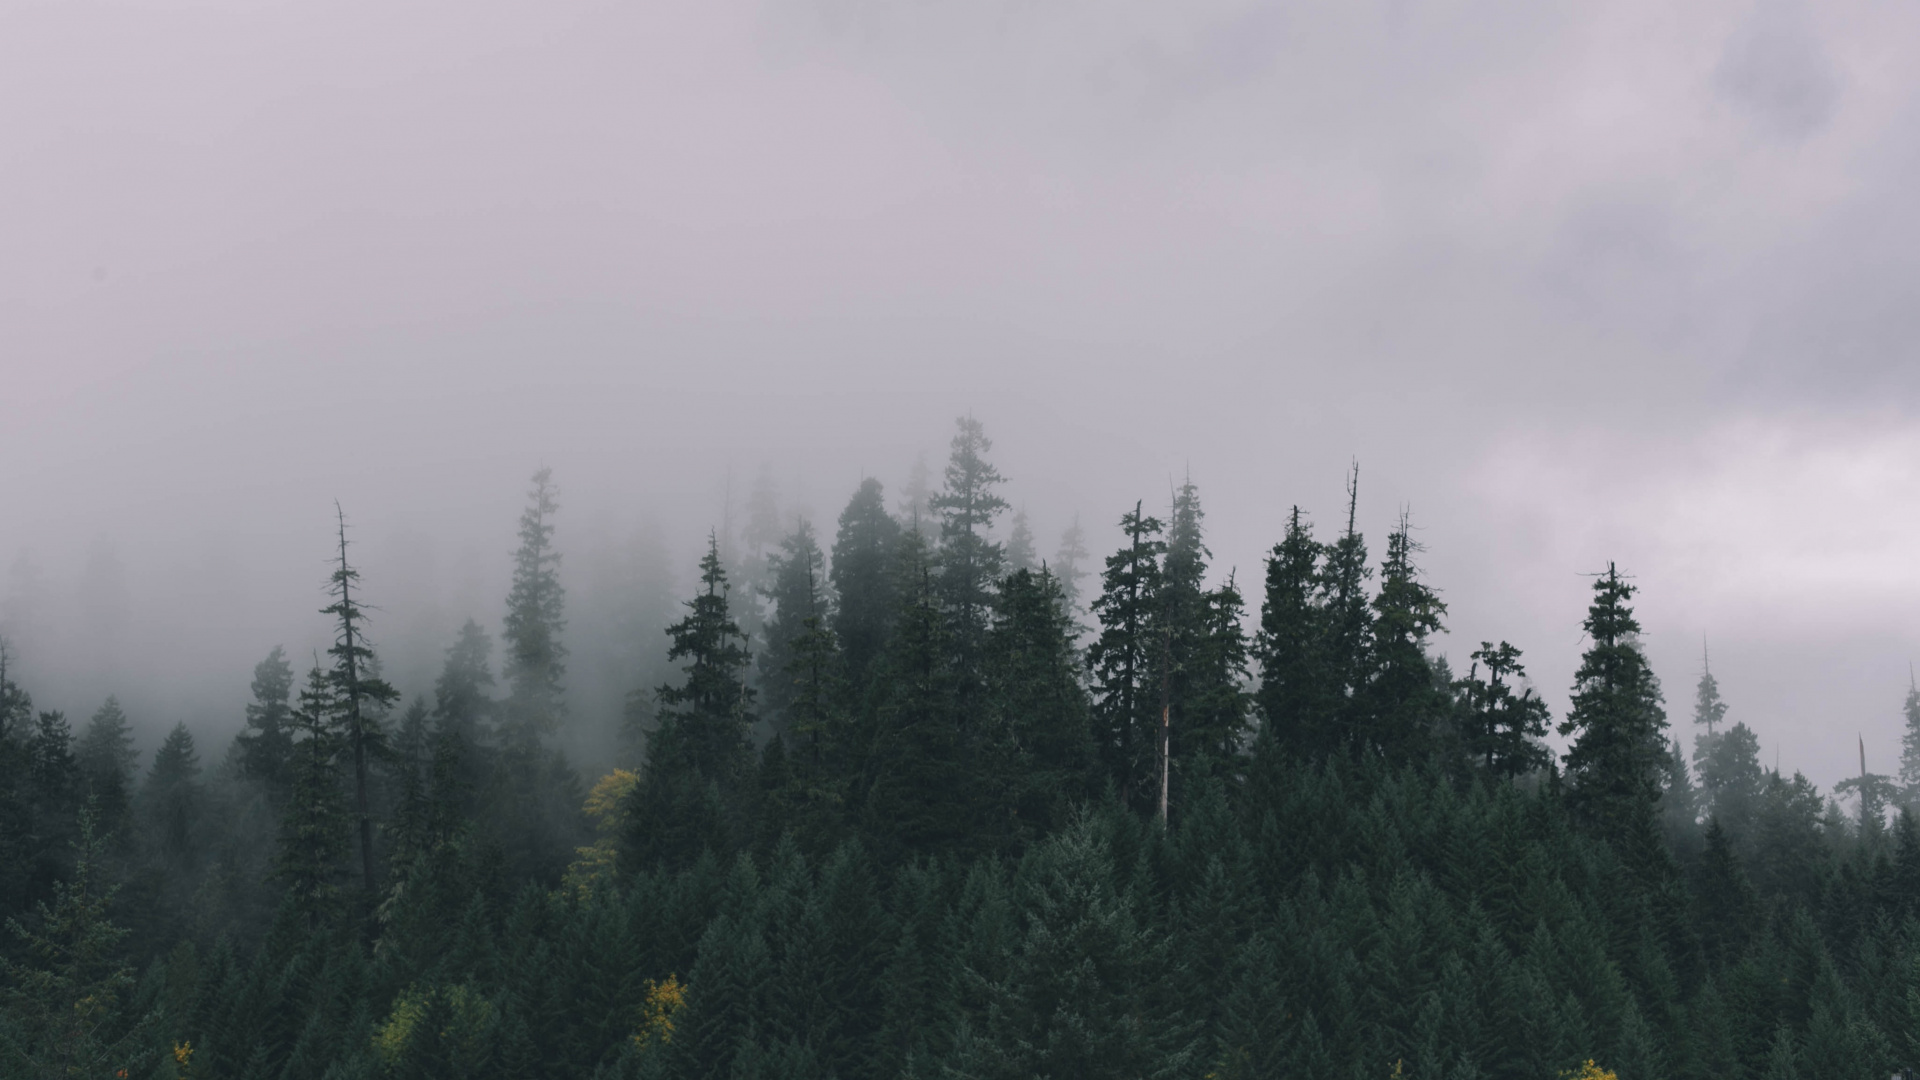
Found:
1005,510 -> 1038,575
1318,465 -> 1373,750
501,468 -> 567,746
1159,480 -> 1253,791
1694,645 -> 1729,738
1455,641 -> 1551,780
759,519 -> 831,736
829,478 -> 901,693
1899,672 -> 1920,803
323,505 -> 399,899
626,536 -> 756,870
234,646 -> 296,799
1088,503 -> 1165,811
1052,516 -> 1093,628
985,567 -> 1096,838
143,723 -> 203,869
1254,507 -> 1330,758
930,416 -> 1010,702
274,664 -> 351,927
74,696 -> 136,829
1360,512 -> 1447,759
1559,564 -> 1670,857
1696,722 -> 1765,842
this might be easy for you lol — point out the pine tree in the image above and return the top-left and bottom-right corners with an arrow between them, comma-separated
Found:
0,808 -> 154,1078
759,519 -> 831,736
501,468 -> 566,746
1159,480 -> 1253,793
1319,465 -> 1373,750
74,696 -> 136,830
1088,502 -> 1165,811
861,529 -> 980,858
234,647 -> 296,800
1005,510 -> 1038,575
1696,722 -> 1765,841
323,505 -> 399,899
1455,641 -> 1550,780
275,664 -> 351,926
1052,516 -> 1093,625
1694,646 -> 1729,739
1559,564 -> 1670,857
143,723 -> 203,869
829,478 -> 902,693
985,567 -> 1096,838
1899,673 -> 1920,804
930,416 -> 1010,703
626,536 -> 756,870
1254,507 -> 1331,758
1360,512 -> 1447,759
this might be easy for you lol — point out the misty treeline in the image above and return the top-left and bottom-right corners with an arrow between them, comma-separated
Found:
2,418 -> 1918,1080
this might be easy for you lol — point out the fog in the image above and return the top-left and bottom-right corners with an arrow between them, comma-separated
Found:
7,0 -> 1920,790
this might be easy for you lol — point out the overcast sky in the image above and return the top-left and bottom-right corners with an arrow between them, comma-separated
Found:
6,0 -> 1920,790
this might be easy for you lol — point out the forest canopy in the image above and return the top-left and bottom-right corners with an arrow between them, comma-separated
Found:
1,417 -> 1916,1080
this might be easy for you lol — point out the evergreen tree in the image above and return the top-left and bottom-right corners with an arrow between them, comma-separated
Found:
142,723 -> 203,869
1087,503 -> 1166,811
1696,722 -> 1765,842
501,468 -> 567,746
1559,564 -> 1670,857
0,809 -> 153,1078
930,416 -> 1010,702
897,453 -> 938,543
861,529 -> 981,858
74,696 -> 136,830
1005,510 -> 1038,575
759,519 -> 831,736
1359,512 -> 1447,759
1899,673 -> 1920,804
1694,646 -> 1729,738
1159,481 -> 1253,791
1455,641 -> 1551,780
323,505 -> 399,899
234,646 -> 296,800
433,619 -> 496,746
985,567 -> 1096,838
626,536 -> 756,870
1052,516 -> 1093,628
1254,507 -> 1331,758
274,664 -> 351,926
1318,465 -> 1373,750
829,478 -> 901,693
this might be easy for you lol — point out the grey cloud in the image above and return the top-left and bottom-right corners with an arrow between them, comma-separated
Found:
1717,0 -> 1840,141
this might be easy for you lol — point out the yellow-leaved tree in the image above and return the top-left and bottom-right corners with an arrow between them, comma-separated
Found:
563,768 -> 639,892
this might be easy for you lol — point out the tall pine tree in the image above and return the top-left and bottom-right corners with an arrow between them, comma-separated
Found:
829,479 -> 901,695
323,505 -> 399,899
501,468 -> 566,747
930,416 -> 1009,707
233,647 -> 296,801
1559,564 -> 1670,859
1088,503 -> 1165,812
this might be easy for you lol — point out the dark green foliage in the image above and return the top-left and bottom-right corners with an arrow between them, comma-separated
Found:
502,467 -> 568,746
1087,503 -> 1165,811
625,536 -> 756,871
829,477 -> 901,694
16,453 -> 1920,1080
234,647 -> 296,801
1455,641 -> 1550,780
1559,564 -> 1670,861
76,696 -> 137,831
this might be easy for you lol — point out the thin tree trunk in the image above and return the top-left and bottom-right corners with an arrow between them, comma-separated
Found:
337,508 -> 377,897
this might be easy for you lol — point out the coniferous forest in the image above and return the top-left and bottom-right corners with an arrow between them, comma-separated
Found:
7,417 -> 1920,1080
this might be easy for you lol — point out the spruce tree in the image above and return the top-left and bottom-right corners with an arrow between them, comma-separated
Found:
1899,673 -> 1920,804
142,723 -> 202,869
501,468 -> 566,746
1052,516 -> 1093,628
1694,646 -> 1729,739
1159,481 -> 1253,792
74,697 -> 136,830
1359,512 -> 1447,759
433,619 -> 496,745
1559,564 -> 1670,856
759,520 -> 831,736
985,567 -> 1096,837
829,478 -> 901,693
1696,722 -> 1765,841
274,664 -> 351,926
1254,507 -> 1330,758
930,416 -> 1010,704
323,505 -> 399,899
234,646 -> 296,800
1005,510 -> 1038,575
1088,503 -> 1166,811
1318,466 -> 1373,750
626,536 -> 756,870
1455,641 -> 1550,780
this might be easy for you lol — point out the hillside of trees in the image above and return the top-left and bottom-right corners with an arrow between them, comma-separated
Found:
3,417 -> 1918,1079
